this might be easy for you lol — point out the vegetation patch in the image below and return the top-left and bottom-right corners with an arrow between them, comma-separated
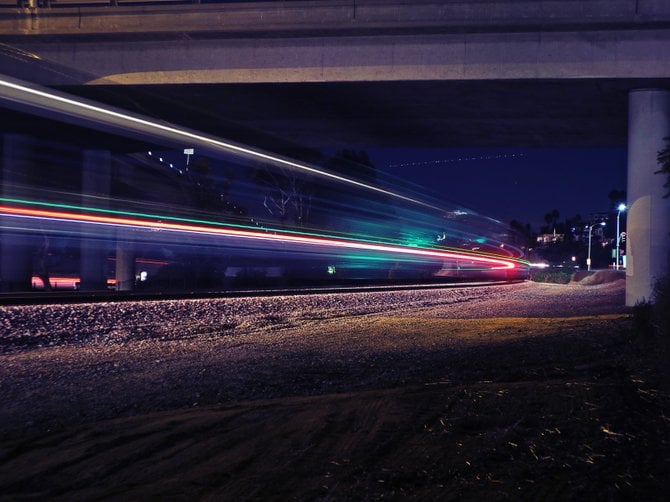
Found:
530,268 -> 574,284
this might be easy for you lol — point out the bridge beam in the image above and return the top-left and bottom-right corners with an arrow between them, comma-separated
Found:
626,89 -> 670,306
2,0 -> 670,86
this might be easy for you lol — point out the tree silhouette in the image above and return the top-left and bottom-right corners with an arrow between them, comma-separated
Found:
324,150 -> 378,183
564,214 -> 584,241
322,149 -> 397,236
657,136 -> 670,198
254,164 -> 315,228
509,219 -> 536,248
542,209 -> 560,234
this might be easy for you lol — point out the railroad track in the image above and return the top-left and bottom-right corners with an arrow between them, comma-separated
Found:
0,279 -> 525,305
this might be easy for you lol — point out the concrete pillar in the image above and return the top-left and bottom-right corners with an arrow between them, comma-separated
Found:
626,89 -> 670,306
79,150 -> 111,291
115,236 -> 135,292
1,134 -> 34,292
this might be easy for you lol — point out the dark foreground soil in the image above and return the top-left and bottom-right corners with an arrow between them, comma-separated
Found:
0,280 -> 668,500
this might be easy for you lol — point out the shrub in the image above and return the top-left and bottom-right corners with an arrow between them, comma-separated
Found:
632,300 -> 655,337
653,274 -> 670,339
530,268 -> 574,284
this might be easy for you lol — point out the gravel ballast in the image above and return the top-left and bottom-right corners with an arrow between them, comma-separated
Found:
3,278 -> 667,500
0,280 -> 627,439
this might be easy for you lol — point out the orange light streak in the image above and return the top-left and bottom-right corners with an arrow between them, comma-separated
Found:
1,205 -> 516,270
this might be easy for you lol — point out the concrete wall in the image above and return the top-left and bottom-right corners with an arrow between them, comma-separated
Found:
2,0 -> 670,85
3,0 -> 670,36
626,89 -> 670,306
9,28 -> 670,86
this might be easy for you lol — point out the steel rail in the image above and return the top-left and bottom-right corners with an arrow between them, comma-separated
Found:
0,279 -> 525,305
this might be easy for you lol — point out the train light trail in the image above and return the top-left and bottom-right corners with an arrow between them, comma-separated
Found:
0,196 -> 524,263
0,75 -> 442,212
0,201 -> 520,270
0,75 -> 530,289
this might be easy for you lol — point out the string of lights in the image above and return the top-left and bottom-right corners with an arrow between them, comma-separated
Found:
389,153 -> 526,168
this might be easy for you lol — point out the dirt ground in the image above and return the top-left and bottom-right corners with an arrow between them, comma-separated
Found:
0,279 -> 668,500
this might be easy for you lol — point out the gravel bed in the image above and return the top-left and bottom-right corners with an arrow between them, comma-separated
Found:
0,280 -> 629,440
0,281 -> 626,351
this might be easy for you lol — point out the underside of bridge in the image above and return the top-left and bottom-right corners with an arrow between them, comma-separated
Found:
0,44 -> 664,152
1,27 -> 669,305
57,79 -> 644,153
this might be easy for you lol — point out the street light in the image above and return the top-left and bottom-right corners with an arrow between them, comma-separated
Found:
615,203 -> 627,270
587,221 -> 606,271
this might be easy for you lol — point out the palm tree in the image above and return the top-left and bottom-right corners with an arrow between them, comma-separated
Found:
509,219 -> 536,248
543,209 -> 560,234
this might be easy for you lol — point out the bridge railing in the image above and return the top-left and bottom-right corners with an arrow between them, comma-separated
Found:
1,0 -> 664,19
0,0 -> 306,8
1,0 -> 667,28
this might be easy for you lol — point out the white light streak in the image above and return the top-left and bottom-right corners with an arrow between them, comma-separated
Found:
0,76 -> 442,212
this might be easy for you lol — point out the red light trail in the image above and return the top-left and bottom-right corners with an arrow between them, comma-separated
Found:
0,204 -> 519,270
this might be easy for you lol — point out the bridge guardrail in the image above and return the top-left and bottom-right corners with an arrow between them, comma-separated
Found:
1,0 -> 668,32
1,0 -> 301,8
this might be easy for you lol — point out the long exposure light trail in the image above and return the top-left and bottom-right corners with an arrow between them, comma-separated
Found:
0,203 -> 518,270
0,76 -> 442,212
0,196 -> 521,262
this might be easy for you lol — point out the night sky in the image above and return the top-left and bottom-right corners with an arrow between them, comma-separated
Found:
368,147 -> 628,232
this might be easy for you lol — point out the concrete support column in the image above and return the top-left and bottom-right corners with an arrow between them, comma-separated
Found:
115,235 -> 135,292
1,134 -> 34,292
626,89 -> 670,306
79,150 -> 111,291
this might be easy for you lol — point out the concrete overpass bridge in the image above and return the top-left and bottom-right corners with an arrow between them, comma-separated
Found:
0,0 -> 669,305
